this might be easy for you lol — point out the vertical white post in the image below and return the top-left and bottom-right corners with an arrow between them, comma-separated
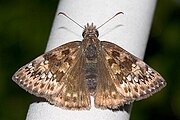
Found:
26,0 -> 157,120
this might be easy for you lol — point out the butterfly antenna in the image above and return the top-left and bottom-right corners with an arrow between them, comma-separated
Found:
97,12 -> 124,29
58,12 -> 84,29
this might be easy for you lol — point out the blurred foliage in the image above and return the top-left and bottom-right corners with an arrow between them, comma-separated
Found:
0,0 -> 179,120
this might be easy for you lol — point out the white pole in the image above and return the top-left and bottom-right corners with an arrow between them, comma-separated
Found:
26,0 -> 157,120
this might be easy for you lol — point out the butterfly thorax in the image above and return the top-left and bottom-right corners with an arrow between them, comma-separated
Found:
82,23 -> 100,95
82,23 -> 100,60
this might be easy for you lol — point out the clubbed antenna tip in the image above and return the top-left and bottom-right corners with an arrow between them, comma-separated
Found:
97,12 -> 124,29
58,12 -> 84,29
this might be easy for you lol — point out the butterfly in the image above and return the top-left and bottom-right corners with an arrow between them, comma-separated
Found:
12,12 -> 166,110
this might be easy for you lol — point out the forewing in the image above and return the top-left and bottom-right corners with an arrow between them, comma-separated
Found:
95,52 -> 130,109
101,41 -> 166,101
48,55 -> 90,110
12,41 -> 82,98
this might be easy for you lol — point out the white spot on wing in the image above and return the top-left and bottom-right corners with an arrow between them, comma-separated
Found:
134,77 -> 139,83
127,74 -> 132,81
41,73 -> 46,79
148,68 -> 152,73
132,64 -> 136,67
44,60 -> 49,64
48,71 -> 53,78
146,75 -> 149,78
28,63 -> 33,68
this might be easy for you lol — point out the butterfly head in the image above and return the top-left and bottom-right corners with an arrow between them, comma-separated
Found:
82,23 -> 99,38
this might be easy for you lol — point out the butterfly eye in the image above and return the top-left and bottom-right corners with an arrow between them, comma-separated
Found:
82,31 -> 86,38
95,30 -> 99,37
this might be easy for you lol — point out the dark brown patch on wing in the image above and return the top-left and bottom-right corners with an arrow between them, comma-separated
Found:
112,51 -> 120,58
62,49 -> 70,56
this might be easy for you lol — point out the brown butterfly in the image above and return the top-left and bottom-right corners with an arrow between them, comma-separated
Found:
12,12 -> 166,110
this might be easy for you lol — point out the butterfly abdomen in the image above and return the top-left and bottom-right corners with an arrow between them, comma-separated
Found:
85,63 -> 97,94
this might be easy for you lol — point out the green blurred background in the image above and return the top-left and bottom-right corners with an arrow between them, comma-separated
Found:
0,0 -> 179,120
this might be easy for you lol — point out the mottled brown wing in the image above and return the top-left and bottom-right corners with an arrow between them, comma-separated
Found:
101,41 -> 166,101
48,54 -> 90,110
12,41 -> 82,98
94,51 -> 130,109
